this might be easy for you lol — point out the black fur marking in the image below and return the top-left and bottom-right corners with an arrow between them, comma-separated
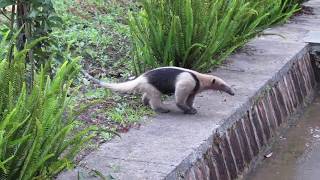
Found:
145,68 -> 199,95
190,73 -> 200,93
145,68 -> 183,95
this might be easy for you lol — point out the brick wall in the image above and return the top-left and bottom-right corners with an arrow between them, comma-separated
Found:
182,52 -> 318,180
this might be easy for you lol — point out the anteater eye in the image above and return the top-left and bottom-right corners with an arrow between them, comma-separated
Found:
212,79 -> 216,84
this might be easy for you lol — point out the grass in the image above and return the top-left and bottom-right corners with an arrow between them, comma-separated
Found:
69,86 -> 154,145
52,0 -> 133,76
49,0 -> 153,147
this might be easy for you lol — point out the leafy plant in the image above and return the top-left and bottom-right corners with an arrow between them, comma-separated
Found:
0,34 -> 96,179
0,0 -> 63,82
129,0 -> 300,74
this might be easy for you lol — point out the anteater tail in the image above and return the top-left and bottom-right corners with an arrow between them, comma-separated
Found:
101,78 -> 142,93
81,70 -> 142,93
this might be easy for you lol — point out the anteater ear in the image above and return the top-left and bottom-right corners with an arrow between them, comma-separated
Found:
211,79 -> 216,84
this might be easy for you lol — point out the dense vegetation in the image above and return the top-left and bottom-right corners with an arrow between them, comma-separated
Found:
0,0 -> 303,178
130,0 -> 302,74
0,34 -> 96,179
0,1 -> 96,179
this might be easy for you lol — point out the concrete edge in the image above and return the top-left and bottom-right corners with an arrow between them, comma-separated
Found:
165,42 -> 320,179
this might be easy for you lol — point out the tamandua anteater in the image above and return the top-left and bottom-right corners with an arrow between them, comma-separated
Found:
82,67 -> 235,114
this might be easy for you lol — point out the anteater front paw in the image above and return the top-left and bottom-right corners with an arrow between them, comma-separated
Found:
184,108 -> 197,114
155,108 -> 170,113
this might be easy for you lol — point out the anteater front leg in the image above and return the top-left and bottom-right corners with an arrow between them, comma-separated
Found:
175,82 -> 197,114
186,93 -> 196,108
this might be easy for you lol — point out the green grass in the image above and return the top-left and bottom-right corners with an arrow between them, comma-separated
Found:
52,0 -> 132,74
106,102 -> 153,125
50,0 -> 152,144
69,88 -> 154,144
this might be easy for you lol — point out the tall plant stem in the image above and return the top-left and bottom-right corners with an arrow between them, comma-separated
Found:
8,5 -> 16,65
23,3 -> 35,84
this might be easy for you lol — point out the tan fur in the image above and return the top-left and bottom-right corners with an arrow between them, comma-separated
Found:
174,72 -> 198,113
139,83 -> 168,113
101,76 -> 147,93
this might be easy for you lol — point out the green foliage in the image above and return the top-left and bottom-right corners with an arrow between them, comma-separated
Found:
129,0 -> 300,74
0,27 -> 10,59
51,0 -> 131,70
0,0 -> 63,82
0,36 -> 96,179
106,102 -> 153,125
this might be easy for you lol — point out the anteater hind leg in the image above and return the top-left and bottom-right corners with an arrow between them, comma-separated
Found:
142,93 -> 150,106
175,81 -> 197,114
149,96 -> 169,113
143,85 -> 169,113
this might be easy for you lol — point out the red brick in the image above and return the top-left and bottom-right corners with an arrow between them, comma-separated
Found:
219,135 -> 237,179
250,107 -> 265,147
257,100 -> 271,141
235,120 -> 253,165
269,89 -> 282,126
278,78 -> 293,114
283,76 -> 295,113
228,128 -> 245,173
274,85 -> 288,120
290,68 -> 303,103
263,95 -> 277,135
212,138 -> 229,180
204,150 -> 218,180
297,59 -> 308,96
243,112 -> 259,156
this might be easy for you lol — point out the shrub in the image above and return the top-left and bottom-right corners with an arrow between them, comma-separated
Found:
0,0 -> 64,83
0,33 -> 96,179
129,0 -> 300,74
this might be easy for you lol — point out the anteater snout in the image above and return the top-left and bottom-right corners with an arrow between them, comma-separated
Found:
222,84 -> 235,96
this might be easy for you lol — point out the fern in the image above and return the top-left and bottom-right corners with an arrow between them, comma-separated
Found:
130,0 -> 301,74
0,33 -> 96,179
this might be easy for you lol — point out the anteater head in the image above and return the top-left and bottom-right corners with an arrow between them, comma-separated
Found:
210,76 -> 235,96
